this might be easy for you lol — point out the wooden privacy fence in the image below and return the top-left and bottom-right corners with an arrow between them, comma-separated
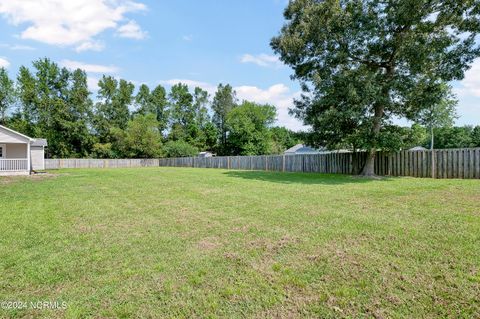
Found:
44,148 -> 480,179
45,158 -> 159,169
158,148 -> 480,179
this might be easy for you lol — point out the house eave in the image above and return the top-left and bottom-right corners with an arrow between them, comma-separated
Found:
0,125 -> 33,142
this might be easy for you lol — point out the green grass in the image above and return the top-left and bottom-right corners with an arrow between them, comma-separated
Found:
0,168 -> 479,318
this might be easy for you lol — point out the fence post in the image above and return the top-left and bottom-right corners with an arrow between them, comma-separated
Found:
265,156 -> 268,171
431,149 -> 436,179
227,157 -> 230,170
282,155 -> 285,172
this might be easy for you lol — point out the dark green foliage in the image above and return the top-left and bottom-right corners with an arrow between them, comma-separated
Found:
407,82 -> 457,149
168,83 -> 194,135
377,124 -> 428,151
3,55 -> 474,160
167,84 -> 215,151
151,85 -> 169,134
270,126 -> 302,154
432,126 -> 475,149
135,84 -> 152,115
163,140 -> 199,157
95,75 -> 134,141
203,122 -> 219,151
212,84 -> 237,154
91,142 -> 116,159
15,66 -> 37,137
225,101 -> 277,155
272,0 -> 480,175
66,69 -> 95,157
134,84 -> 168,135
0,67 -> 15,125
112,114 -> 163,158
14,58 -> 94,157
472,126 -> 480,147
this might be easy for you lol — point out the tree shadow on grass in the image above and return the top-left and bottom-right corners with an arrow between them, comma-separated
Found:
223,170 -> 395,185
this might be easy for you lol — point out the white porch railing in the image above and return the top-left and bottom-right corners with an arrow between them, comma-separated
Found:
0,159 -> 29,171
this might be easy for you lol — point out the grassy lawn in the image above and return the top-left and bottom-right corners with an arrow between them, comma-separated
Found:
0,168 -> 479,318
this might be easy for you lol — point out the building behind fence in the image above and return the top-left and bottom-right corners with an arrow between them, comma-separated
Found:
45,148 -> 480,179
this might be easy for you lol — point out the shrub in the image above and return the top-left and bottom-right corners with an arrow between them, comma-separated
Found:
163,140 -> 198,158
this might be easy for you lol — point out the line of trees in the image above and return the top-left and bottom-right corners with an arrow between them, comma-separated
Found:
0,58 -> 478,160
0,58 -> 303,158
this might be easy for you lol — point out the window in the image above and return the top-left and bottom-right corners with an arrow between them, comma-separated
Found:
0,145 -> 3,158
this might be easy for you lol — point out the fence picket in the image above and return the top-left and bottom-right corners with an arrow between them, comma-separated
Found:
44,148 -> 480,179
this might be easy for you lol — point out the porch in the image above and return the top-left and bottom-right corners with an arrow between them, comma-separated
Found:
0,143 -> 30,175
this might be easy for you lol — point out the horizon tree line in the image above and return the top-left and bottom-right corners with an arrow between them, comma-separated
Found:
0,58 -> 303,158
0,58 -> 479,160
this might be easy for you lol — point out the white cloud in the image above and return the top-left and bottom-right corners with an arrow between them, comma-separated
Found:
0,57 -> 10,68
0,0 -> 147,51
455,59 -> 480,97
240,53 -> 283,68
452,58 -> 480,124
75,41 -> 105,52
0,43 -> 35,50
60,59 -> 119,73
182,35 -> 193,41
235,84 -> 305,130
117,20 -> 146,39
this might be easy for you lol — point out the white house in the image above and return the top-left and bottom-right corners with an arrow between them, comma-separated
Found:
0,125 -> 47,176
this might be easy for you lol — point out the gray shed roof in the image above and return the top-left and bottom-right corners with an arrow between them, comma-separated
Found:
284,144 -> 319,154
31,138 -> 48,147
409,146 -> 427,151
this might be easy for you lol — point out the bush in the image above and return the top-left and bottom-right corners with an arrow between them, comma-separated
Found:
112,114 -> 163,158
163,140 -> 198,157
91,143 -> 118,159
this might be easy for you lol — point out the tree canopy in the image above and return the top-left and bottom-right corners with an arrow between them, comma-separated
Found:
0,67 -> 15,125
226,101 -> 277,155
272,0 -> 480,175
1,58 -> 304,158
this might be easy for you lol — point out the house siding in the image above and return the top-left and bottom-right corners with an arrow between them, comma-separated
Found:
0,127 -> 29,144
6,143 -> 28,158
31,147 -> 45,170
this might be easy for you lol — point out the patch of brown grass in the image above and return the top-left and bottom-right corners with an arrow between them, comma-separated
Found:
0,172 -> 59,185
196,237 -> 221,251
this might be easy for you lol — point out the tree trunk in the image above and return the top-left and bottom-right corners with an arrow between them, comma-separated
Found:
361,148 -> 377,176
359,64 -> 392,177
360,104 -> 384,176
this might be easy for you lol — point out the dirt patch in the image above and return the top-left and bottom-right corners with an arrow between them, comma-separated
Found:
0,172 -> 59,185
249,235 -> 302,278
231,224 -> 255,234
223,252 -> 244,264
306,235 -> 370,273
254,287 -> 319,319
196,237 -> 221,251
249,235 -> 301,254
76,224 -> 109,233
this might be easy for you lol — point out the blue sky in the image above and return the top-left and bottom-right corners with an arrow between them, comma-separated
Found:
0,0 -> 479,130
